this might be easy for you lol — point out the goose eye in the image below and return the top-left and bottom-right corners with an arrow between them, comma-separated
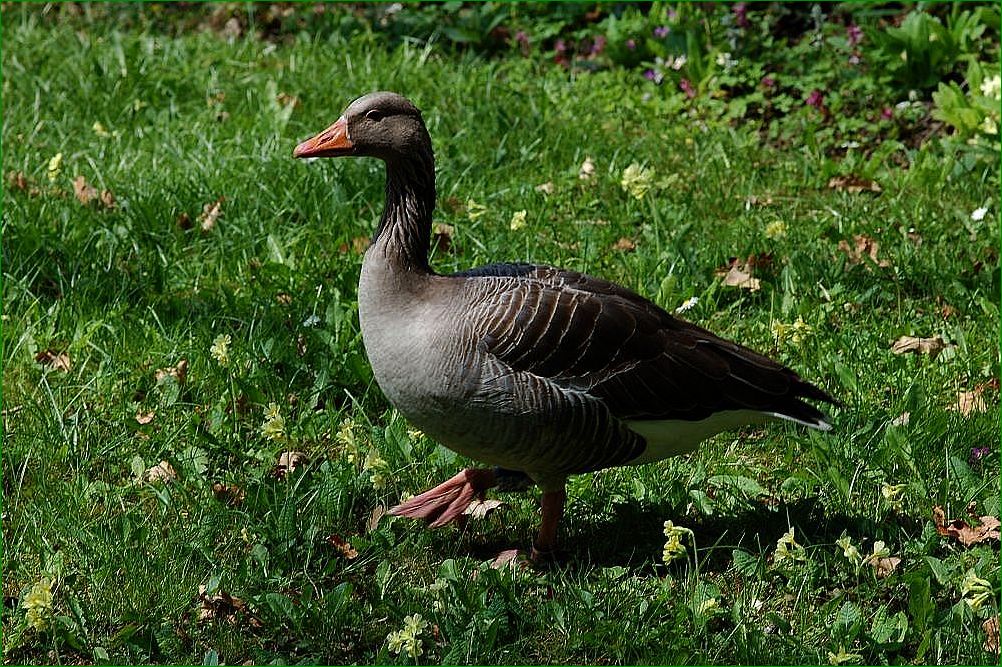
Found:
365,109 -> 384,122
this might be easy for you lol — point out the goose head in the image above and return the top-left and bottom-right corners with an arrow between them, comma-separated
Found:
293,91 -> 430,162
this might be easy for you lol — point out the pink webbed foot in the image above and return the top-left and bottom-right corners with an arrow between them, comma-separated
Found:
389,468 -> 497,528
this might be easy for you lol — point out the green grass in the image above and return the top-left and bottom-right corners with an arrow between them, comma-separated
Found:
3,6 -> 999,665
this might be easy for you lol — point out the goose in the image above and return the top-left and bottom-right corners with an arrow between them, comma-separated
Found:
294,92 -> 837,560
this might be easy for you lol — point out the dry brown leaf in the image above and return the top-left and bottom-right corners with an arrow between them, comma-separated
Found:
326,534 -> 359,559
275,292 -> 292,306
7,170 -> 30,192
463,498 -> 504,520
196,585 -> 260,627
135,410 -> 155,425
828,175 -> 882,194
145,460 -> 177,484
73,175 -> 98,204
367,505 -> 387,533
933,505 -> 1001,547
99,189 -> 116,209
212,482 -> 245,506
984,615 -> 1000,655
716,264 -> 761,291
35,349 -> 72,372
951,390 -> 987,416
490,548 -> 523,570
578,157 -> 595,180
198,197 -> 224,232
339,235 -> 370,254
432,222 -> 455,253
535,181 -> 555,195
612,237 -> 637,252
871,556 -> 901,578
155,358 -> 189,385
838,234 -> 891,268
890,412 -> 911,426
890,335 -> 946,357
273,451 -> 307,479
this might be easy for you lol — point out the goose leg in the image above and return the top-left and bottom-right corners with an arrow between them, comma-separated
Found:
530,486 -> 567,562
389,468 -> 497,527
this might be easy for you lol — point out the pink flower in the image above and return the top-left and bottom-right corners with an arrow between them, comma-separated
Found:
881,106 -> 894,120
733,3 -> 749,28
625,38 -> 636,51
654,26 -> 669,38
514,31 -> 530,55
761,76 -> 776,89
805,89 -> 824,109
590,35 -> 606,55
680,78 -> 696,99
847,24 -> 863,47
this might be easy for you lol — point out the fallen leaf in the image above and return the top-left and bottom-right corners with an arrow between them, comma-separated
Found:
339,235 -> 370,254
273,451 -> 307,479
984,615 -> 1000,655
7,170 -> 40,196
871,556 -> 901,578
198,197 -> 224,232
99,189 -> 116,209
933,505 -> 1001,547
145,460 -> 177,483
135,410 -> 155,425
73,175 -> 98,204
367,505 -> 387,532
890,335 -> 946,357
612,237 -> 637,252
578,157 -> 595,180
463,498 -> 504,520
535,181 -> 555,195
432,222 -> 455,253
196,585 -> 260,627
838,234 -> 891,268
212,483 -> 245,506
326,534 -> 359,559
155,359 -> 189,385
275,292 -> 292,305
890,412 -> 910,426
35,349 -> 72,372
951,390 -> 987,416
490,548 -> 523,569
715,262 -> 761,291
828,175 -> 881,194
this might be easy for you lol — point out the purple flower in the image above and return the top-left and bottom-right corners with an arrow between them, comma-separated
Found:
667,8 -> 677,21
590,35 -> 607,56
680,78 -> 696,99
805,89 -> 824,109
847,23 -> 864,47
733,3 -> 749,28
761,75 -> 776,89
881,106 -> 894,120
970,445 -> 991,463
625,38 -> 636,51
654,26 -> 669,38
643,68 -> 663,84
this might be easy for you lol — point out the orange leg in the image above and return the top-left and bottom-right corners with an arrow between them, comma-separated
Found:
531,487 -> 567,561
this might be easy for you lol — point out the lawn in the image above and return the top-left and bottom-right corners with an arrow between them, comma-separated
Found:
2,3 -> 999,665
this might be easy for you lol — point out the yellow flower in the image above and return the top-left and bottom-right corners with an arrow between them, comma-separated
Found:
961,570 -> 993,611
621,162 -> 655,199
981,116 -> 998,135
980,74 -> 1001,101
765,220 -> 787,240
509,209 -> 527,231
697,597 -> 719,615
863,540 -> 890,566
827,645 -> 863,665
774,527 -> 806,565
880,482 -> 907,511
92,121 -> 110,137
836,534 -> 862,566
261,402 -> 287,442
336,418 -> 360,463
210,333 -> 231,367
47,153 -> 63,182
772,317 -> 813,346
386,629 -> 408,654
387,614 -> 428,657
466,198 -> 488,222
662,520 -> 691,563
404,613 -> 429,635
23,577 -> 53,631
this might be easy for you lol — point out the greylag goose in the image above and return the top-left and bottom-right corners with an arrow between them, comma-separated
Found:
294,92 -> 837,559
